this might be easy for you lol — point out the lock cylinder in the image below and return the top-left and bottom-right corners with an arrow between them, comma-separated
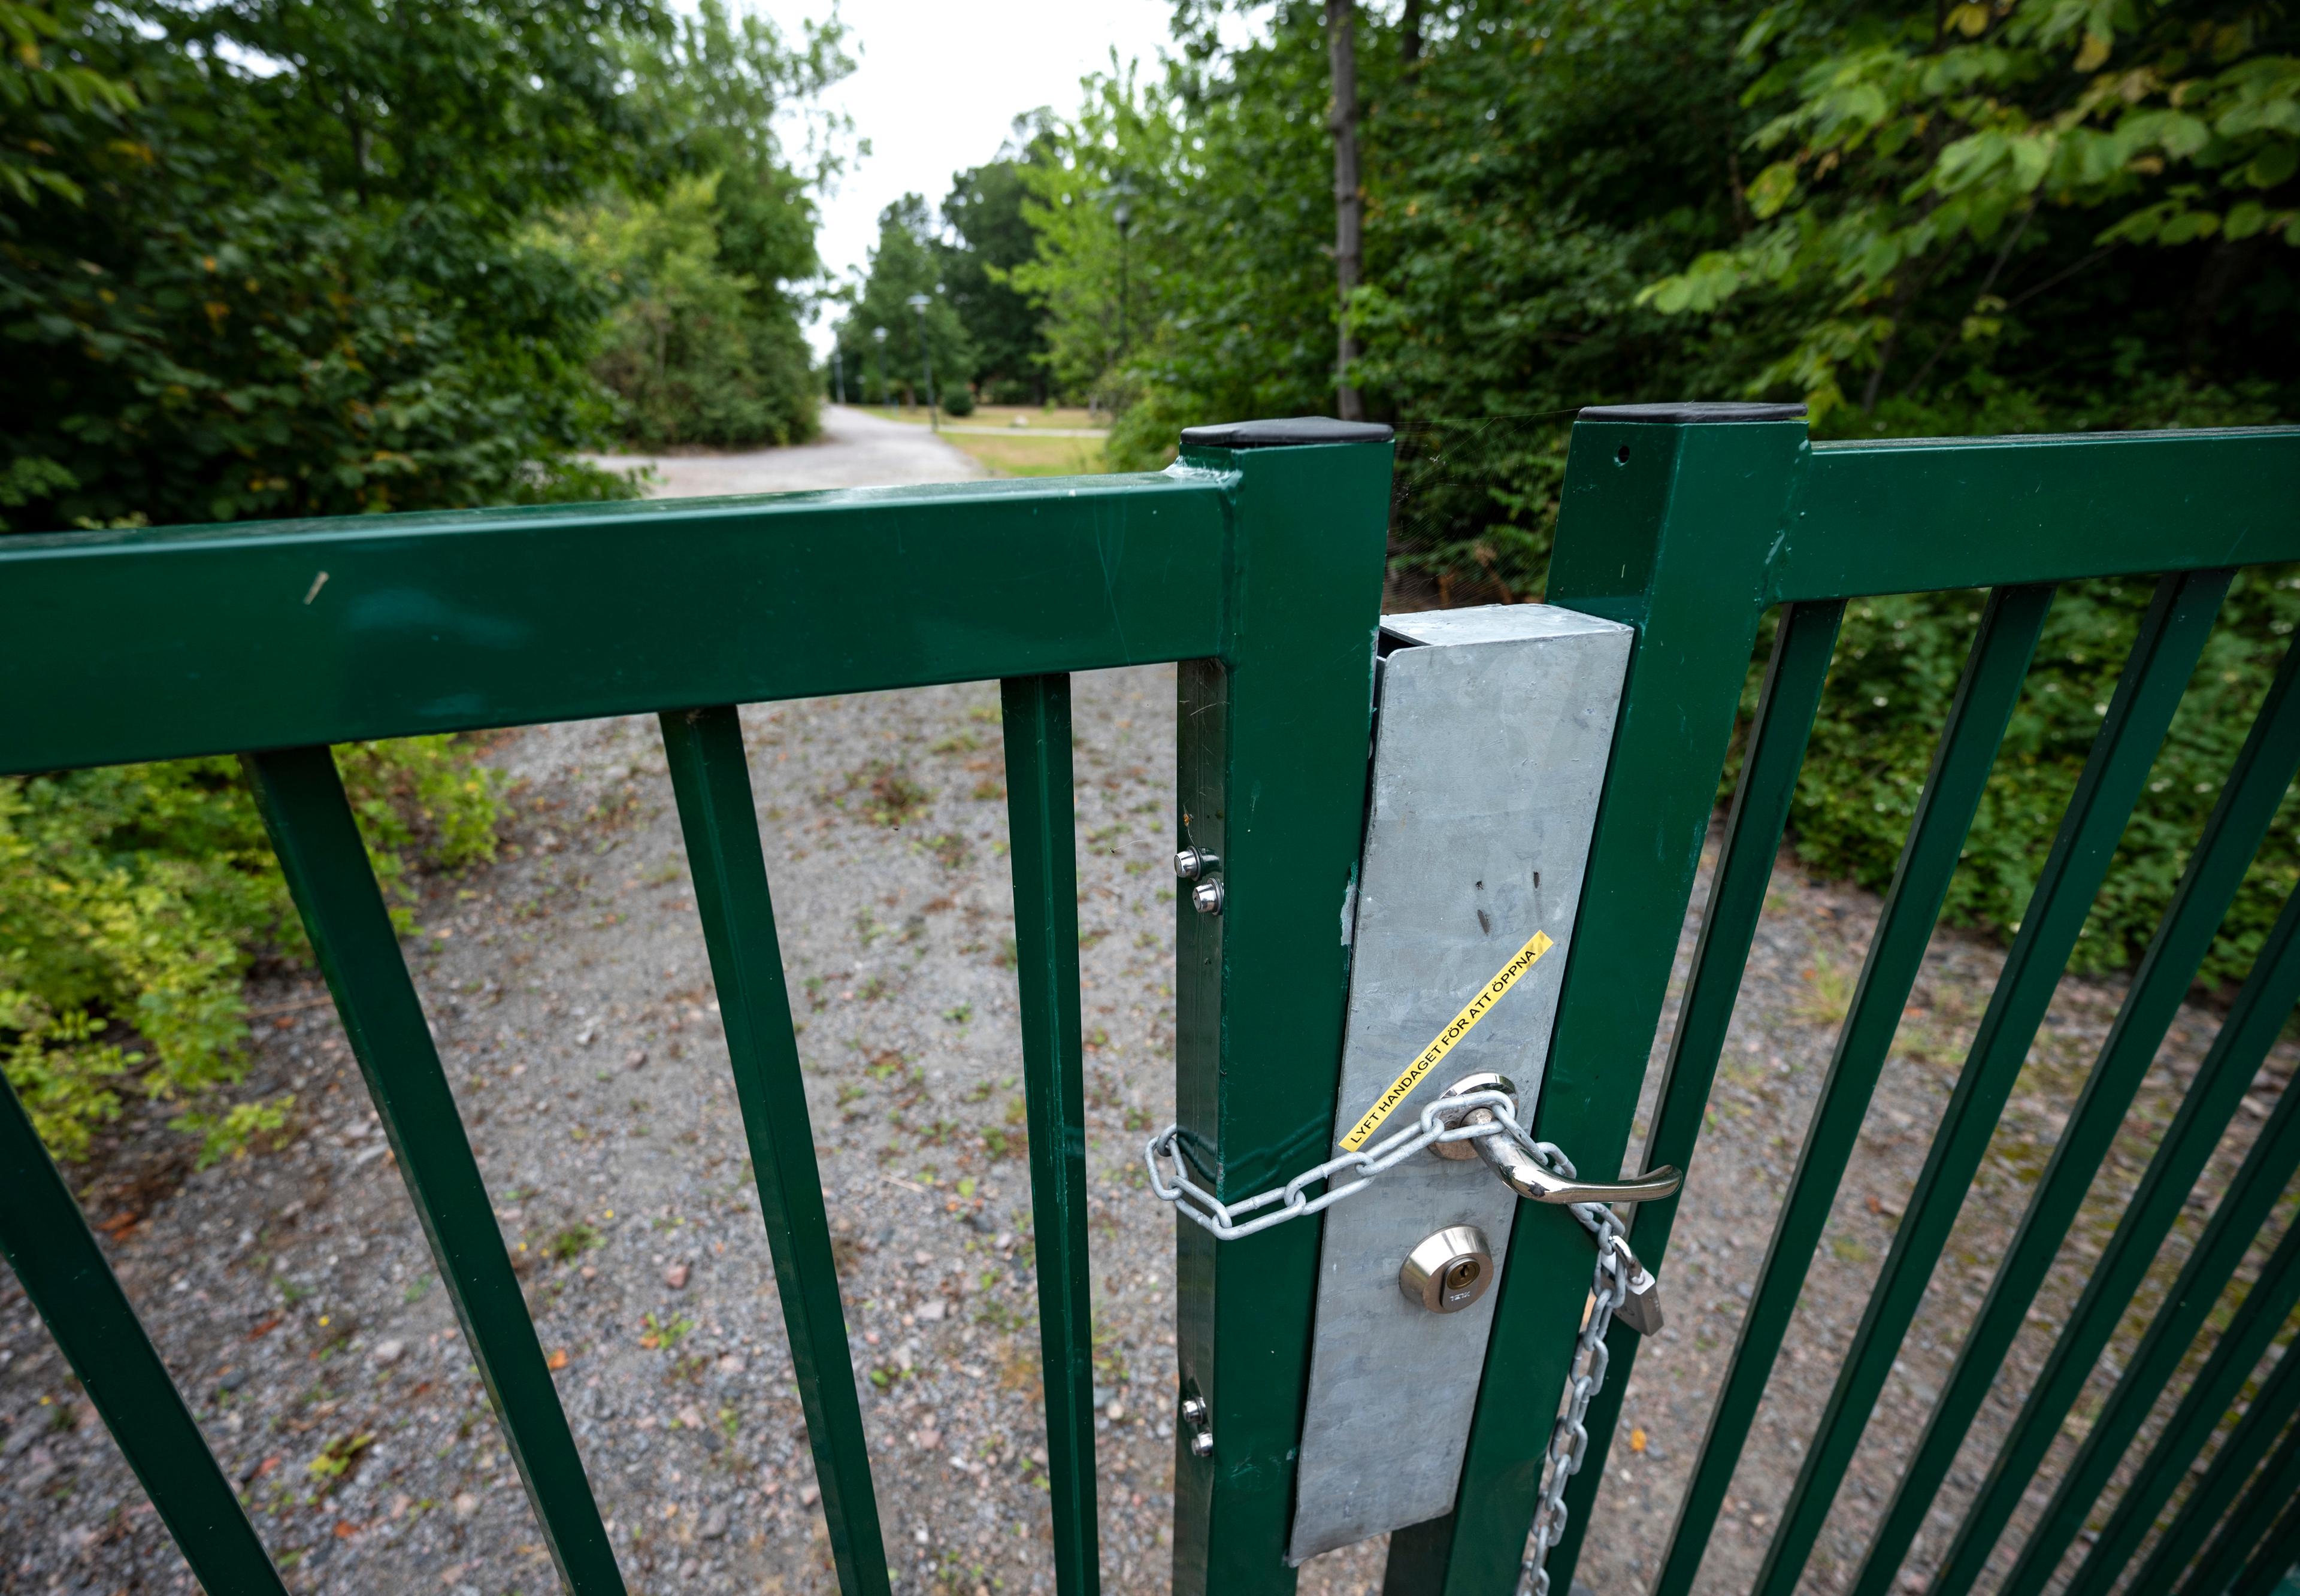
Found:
1400,1225 -> 1494,1314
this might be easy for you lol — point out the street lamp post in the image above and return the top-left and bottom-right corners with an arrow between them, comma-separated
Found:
905,292 -> 937,431
1113,201 -> 1133,354
831,344 -> 845,405
871,325 -> 888,408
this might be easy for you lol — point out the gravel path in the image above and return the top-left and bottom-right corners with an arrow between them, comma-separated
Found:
589,406 -> 985,497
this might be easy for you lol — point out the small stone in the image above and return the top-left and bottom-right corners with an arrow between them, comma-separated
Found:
916,1301 -> 945,1323
799,1483 -> 820,1506
370,1338 -> 407,1368
452,1492 -> 480,1519
715,1353 -> 747,1376
1105,1401 -> 1125,1422
677,1404 -> 707,1431
701,1507 -> 728,1540
625,1049 -> 649,1070
664,1262 -> 691,1290
914,1428 -> 942,1450
679,1558 -> 700,1580
993,1232 -> 1013,1250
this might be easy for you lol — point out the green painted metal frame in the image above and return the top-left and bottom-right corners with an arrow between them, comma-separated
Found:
1379,411 -> 2300,1596
2177,1378 -> 2300,1596
0,1058 -> 290,1596
2157,1339 -> 2300,1596
999,673 -> 1101,1596
0,438 -> 1393,1596
657,706 -> 891,1595
245,745 -> 625,1596
10,410 -> 2300,1596
1851,624 -> 2300,1596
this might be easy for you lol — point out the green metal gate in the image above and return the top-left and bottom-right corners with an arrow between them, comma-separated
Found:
4,405 -> 2300,1596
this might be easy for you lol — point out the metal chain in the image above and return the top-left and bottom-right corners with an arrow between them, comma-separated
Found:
1142,1099 -> 1630,1596
1520,1145 -> 1630,1596
1141,1089 -> 1520,1241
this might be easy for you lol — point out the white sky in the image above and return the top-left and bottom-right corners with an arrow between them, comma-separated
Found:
761,0 -> 1181,353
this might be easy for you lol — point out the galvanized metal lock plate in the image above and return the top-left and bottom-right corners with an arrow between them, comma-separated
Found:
1287,604 -> 1631,1564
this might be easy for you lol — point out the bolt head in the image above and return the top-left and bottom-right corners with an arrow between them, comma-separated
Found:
1190,1431 -> 1214,1458
1191,879 -> 1225,915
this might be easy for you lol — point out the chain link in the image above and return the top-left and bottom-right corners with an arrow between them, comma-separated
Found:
1140,1098 -> 1630,1596
1142,1089 -> 1520,1241
1518,1144 -> 1628,1596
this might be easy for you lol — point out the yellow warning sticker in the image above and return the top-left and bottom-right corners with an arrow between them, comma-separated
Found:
1337,928 -> 1555,1152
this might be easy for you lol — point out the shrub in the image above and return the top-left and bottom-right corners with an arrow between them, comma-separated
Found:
940,384 -> 976,417
0,739 -> 506,1162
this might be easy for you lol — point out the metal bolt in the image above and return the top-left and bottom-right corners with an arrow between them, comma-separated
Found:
1173,846 -> 1218,880
1190,1430 -> 1214,1458
1191,879 -> 1225,915
1179,1397 -> 1206,1425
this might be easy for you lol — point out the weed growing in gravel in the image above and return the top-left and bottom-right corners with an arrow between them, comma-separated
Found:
547,1224 -> 601,1262
1794,953 -> 1857,1028
638,1311 -> 694,1351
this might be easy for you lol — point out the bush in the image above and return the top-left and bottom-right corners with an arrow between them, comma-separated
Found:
941,384 -> 976,417
1730,571 -> 2300,997
1,740 -> 506,1162
576,176 -> 821,452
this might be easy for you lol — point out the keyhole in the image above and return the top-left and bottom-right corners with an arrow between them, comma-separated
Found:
1445,1259 -> 1482,1292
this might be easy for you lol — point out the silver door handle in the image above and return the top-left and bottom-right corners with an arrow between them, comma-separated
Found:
1435,1073 -> 1684,1205
1475,1125 -> 1683,1205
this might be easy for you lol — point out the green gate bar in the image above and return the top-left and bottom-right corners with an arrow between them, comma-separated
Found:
998,673 -> 1101,1596
658,705 -> 891,1596
1549,596 -> 1846,1579
1851,632 -> 2300,1596
2067,1249 -> 2300,1596
2235,1492 -> 2300,1596
10,411 -> 2300,1596
1752,567 -> 2231,1596
2144,1324 -> 2300,1595
0,1075 -> 290,1596
1933,876 -> 2300,1596
1651,582 -> 2054,1596
2177,1387 -> 2300,1596
245,746 -> 625,1596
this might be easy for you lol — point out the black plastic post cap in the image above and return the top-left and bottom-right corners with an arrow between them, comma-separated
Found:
1575,402 -> 1808,423
1178,417 -> 1397,449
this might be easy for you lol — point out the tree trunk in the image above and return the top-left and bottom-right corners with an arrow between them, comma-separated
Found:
1327,0 -> 1364,420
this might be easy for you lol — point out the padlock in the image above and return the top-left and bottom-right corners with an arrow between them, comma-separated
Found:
1400,1225 -> 1494,1314
1605,1235 -> 1666,1337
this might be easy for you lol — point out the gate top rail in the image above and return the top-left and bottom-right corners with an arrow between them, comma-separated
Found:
1,469 -> 1233,776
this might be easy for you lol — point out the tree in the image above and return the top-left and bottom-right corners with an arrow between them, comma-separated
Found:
1641,0 -> 2300,432
832,195 -> 975,407
939,113 -> 1058,403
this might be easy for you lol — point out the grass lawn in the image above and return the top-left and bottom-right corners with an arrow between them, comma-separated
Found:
854,403 -> 1109,477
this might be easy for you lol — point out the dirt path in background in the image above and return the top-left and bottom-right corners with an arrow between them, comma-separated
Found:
589,404 -> 985,497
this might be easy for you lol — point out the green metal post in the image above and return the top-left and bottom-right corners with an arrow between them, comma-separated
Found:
1000,673 -> 1101,1596
657,706 -> 891,1596
1167,420 -> 1393,1596
0,1076 -> 290,1596
243,746 -> 624,1596
1388,404 -> 1810,1596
